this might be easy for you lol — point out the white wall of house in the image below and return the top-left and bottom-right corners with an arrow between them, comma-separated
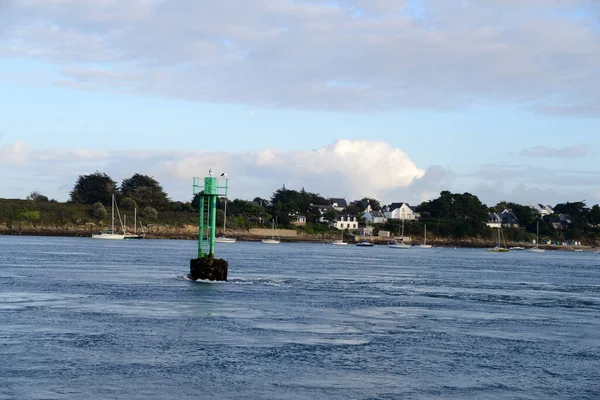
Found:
331,216 -> 358,230
385,204 -> 419,220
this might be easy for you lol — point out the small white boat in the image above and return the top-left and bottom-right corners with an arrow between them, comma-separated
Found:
416,224 -> 432,248
333,229 -> 348,245
123,208 -> 145,239
528,247 -> 545,253
261,238 -> 280,244
388,240 -> 410,249
92,232 -> 126,240
262,219 -> 280,244
510,246 -> 525,251
92,194 -> 125,240
527,222 -> 545,253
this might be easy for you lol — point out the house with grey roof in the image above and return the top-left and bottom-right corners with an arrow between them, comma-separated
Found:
383,202 -> 420,221
329,198 -> 348,212
531,204 -> 554,217
363,209 -> 387,224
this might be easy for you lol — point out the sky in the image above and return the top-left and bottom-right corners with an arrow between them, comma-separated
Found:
1,0 -> 599,207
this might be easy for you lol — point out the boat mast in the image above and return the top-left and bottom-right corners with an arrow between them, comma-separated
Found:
111,194 -> 115,234
134,208 -> 137,234
424,224 -> 427,245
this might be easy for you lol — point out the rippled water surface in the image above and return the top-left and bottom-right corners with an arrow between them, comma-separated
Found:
1,236 -> 599,399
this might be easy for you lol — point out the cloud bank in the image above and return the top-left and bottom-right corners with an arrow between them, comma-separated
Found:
0,139 -> 426,203
2,139 -> 598,207
519,145 -> 590,159
1,0 -> 599,115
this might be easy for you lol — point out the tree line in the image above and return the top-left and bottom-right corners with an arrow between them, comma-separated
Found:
9,171 -> 600,243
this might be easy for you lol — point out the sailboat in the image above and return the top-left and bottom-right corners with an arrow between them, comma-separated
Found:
124,208 -> 145,239
216,199 -> 236,243
416,224 -> 432,249
487,224 -> 509,252
261,219 -> 280,244
389,217 -> 410,249
92,194 -> 125,240
333,228 -> 348,246
528,221 -> 545,253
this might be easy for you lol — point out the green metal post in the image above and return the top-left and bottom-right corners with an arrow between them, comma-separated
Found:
198,196 -> 205,258
209,195 -> 217,255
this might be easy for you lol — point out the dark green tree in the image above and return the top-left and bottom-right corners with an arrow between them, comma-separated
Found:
417,191 -> 489,237
70,171 -> 118,206
120,174 -> 169,210
143,206 -> 158,221
120,197 -> 137,210
27,191 -> 49,202
590,205 -> 600,226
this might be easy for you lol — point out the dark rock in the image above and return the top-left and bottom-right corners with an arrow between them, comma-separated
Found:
189,255 -> 228,281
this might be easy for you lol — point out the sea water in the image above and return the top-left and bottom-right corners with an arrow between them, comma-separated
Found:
0,236 -> 599,399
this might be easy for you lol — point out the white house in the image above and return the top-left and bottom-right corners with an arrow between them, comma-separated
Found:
363,206 -> 387,224
384,202 -> 420,221
531,204 -> 554,217
291,214 -> 306,226
329,198 -> 348,212
487,213 -> 502,228
330,215 -> 358,230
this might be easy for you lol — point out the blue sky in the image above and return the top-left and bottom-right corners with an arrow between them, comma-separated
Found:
1,0 -> 599,205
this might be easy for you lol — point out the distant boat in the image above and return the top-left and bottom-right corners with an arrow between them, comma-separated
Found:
124,208 -> 145,239
527,221 -> 545,253
261,219 -> 280,244
389,216 -> 410,249
510,246 -> 525,251
388,240 -> 410,249
333,229 -> 348,246
416,224 -> 432,249
356,239 -> 374,247
487,224 -> 508,252
216,199 -> 236,244
92,195 -> 125,240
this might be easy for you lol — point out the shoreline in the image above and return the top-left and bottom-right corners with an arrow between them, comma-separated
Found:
0,227 -> 596,252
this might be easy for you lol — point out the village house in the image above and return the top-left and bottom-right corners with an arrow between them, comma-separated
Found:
500,209 -> 520,228
363,204 -> 387,224
531,204 -> 554,217
358,226 -> 374,236
487,212 -> 502,228
329,198 -> 348,212
330,215 -> 358,230
550,214 -> 572,230
383,202 -> 420,221
291,214 -> 306,226
488,210 -> 520,228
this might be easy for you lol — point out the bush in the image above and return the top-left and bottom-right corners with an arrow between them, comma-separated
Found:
120,197 -> 137,210
144,207 -> 158,221
92,202 -> 107,219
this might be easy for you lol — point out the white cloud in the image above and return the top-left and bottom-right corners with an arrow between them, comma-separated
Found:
1,0 -> 599,115
2,139 -> 600,206
0,141 -> 30,164
0,139 -> 425,203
